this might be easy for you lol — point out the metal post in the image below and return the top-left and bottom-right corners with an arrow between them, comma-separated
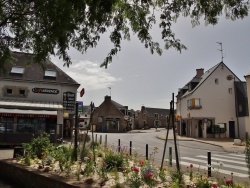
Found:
146,144 -> 148,160
105,134 -> 107,147
100,135 -> 102,144
208,151 -> 211,177
118,139 -> 120,152
169,147 -> 172,167
73,102 -> 79,161
95,134 -> 97,142
172,93 -> 180,172
130,141 -> 132,156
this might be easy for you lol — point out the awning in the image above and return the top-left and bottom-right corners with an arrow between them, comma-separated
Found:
0,99 -> 63,110
0,108 -> 57,118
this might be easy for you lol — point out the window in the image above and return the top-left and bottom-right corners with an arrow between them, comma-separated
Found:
154,113 -> 159,119
215,78 -> 219,84
0,117 -> 14,133
11,67 -> 25,74
44,70 -> 57,80
187,98 -> 202,109
19,89 -> 25,96
7,88 -> 12,95
17,118 -> 46,133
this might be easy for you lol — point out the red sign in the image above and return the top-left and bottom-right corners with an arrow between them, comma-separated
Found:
80,88 -> 85,97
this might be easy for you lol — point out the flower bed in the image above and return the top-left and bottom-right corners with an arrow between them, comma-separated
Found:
14,134 -> 249,188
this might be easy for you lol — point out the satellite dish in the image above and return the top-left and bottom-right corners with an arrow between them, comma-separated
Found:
226,75 -> 234,81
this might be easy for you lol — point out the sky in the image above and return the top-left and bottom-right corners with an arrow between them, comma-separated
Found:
51,13 -> 250,111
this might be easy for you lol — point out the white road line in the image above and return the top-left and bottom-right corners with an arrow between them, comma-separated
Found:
227,153 -> 246,158
197,155 -> 246,165
180,157 -> 248,171
172,160 -> 248,178
212,154 -> 246,161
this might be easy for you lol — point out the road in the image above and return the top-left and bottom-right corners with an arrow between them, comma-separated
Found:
94,131 -> 249,184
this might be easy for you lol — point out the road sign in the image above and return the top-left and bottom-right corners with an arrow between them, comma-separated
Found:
80,88 -> 85,97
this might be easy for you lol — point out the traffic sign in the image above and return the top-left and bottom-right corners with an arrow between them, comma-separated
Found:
80,88 -> 85,97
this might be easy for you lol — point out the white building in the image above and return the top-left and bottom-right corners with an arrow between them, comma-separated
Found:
0,51 -> 80,144
176,62 -> 248,139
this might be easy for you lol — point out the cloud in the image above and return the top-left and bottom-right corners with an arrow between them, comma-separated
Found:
56,60 -> 121,90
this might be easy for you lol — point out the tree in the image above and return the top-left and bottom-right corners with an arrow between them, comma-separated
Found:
0,0 -> 249,69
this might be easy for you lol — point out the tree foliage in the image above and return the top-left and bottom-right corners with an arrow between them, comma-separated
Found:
0,0 -> 249,68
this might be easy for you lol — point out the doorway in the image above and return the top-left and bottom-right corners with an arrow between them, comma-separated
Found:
229,121 -> 235,138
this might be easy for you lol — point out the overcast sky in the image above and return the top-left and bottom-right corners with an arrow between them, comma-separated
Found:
51,13 -> 250,111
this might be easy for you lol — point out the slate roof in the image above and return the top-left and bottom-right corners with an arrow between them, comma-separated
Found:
0,51 -> 80,86
144,107 -> 169,117
181,62 -> 241,98
111,100 -> 127,109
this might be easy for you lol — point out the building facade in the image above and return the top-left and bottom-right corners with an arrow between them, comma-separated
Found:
176,62 -> 248,139
0,52 -> 80,144
91,96 -> 135,132
137,106 -> 169,129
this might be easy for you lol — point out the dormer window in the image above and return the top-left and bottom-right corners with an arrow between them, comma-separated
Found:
44,70 -> 56,79
10,67 -> 24,74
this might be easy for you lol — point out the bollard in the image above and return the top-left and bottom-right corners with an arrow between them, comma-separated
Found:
100,135 -> 102,144
146,144 -> 148,160
105,134 -> 107,148
130,141 -> 132,156
169,147 -> 172,166
118,139 -> 121,152
208,151 -> 211,177
95,134 -> 97,142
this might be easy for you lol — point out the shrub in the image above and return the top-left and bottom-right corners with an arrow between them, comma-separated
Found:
22,133 -> 54,159
103,150 -> 124,171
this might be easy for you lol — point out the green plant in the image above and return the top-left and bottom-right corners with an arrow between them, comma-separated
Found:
141,164 -> 157,187
103,150 -> 124,171
169,169 -> 185,188
245,132 -> 250,178
127,166 -> 141,188
195,175 -> 211,188
22,133 -> 54,159
84,155 -> 95,176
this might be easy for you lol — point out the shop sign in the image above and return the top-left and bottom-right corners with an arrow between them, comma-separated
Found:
32,87 -> 59,94
0,113 -> 57,118
78,101 -> 83,112
63,92 -> 75,111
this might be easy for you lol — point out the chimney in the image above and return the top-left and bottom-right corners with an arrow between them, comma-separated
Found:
195,68 -> 204,78
104,95 -> 111,101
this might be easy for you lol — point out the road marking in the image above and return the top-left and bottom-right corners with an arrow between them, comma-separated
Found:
196,155 -> 246,165
212,154 -> 246,161
181,157 -> 248,171
172,160 -> 248,178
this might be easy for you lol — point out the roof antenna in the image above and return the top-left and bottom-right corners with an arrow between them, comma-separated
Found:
216,42 -> 225,62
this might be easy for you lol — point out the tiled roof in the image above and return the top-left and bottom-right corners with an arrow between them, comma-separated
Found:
111,100 -> 126,109
0,51 -> 80,86
144,107 -> 170,117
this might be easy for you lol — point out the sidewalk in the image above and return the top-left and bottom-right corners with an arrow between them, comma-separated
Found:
129,128 -> 246,153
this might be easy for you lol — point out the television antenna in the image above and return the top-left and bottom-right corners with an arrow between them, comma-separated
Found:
217,42 -> 225,62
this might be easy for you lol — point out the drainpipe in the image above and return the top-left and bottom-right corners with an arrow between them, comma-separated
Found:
234,78 -> 240,138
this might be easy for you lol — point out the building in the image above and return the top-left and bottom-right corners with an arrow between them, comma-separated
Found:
137,106 -> 169,129
176,61 -> 248,139
0,51 -> 80,145
91,96 -> 135,132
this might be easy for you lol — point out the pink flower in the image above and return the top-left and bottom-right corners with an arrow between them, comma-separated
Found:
226,179 -> 233,185
145,173 -> 153,179
139,160 -> 144,166
190,164 -> 193,168
132,166 -> 139,172
212,182 -> 217,188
